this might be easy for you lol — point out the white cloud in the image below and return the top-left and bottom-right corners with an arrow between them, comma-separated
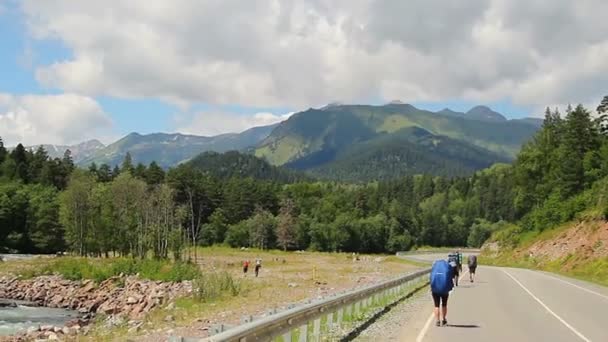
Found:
174,111 -> 292,137
0,93 -> 112,146
21,0 -> 608,110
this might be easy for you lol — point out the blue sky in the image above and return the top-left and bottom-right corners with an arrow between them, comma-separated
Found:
2,1 -> 605,146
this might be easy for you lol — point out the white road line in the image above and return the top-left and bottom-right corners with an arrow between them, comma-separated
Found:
415,270 -> 468,342
502,270 -> 591,342
531,270 -> 608,302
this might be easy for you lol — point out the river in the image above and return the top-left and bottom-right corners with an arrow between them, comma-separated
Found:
0,300 -> 79,336
1,254 -> 78,336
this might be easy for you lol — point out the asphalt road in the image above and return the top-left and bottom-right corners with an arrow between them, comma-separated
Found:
400,253 -> 608,342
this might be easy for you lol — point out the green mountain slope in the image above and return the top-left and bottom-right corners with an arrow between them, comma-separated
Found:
187,150 -> 306,182
303,127 -> 509,181
255,104 -> 539,170
80,124 -> 277,168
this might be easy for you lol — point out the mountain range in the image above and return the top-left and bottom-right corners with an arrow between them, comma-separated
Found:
22,140 -> 105,162
20,103 -> 542,180
253,104 -> 540,180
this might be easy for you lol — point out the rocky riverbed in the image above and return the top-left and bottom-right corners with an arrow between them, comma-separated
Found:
0,275 -> 192,340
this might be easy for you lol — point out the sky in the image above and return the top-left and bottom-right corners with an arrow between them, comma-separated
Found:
1,0 -> 607,146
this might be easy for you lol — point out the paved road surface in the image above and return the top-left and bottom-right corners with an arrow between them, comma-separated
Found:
399,253 -> 608,342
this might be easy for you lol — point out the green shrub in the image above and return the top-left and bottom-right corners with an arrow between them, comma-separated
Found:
32,257 -> 200,282
193,271 -> 244,302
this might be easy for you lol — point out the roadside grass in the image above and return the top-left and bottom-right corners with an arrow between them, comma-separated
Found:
482,253 -> 608,288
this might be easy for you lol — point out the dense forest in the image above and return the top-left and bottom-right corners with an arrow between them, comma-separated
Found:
1,99 -> 607,257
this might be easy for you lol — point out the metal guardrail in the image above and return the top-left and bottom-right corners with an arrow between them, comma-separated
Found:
396,248 -> 481,256
170,268 -> 430,342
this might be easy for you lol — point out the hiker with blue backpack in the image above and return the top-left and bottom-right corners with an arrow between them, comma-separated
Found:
430,259 -> 455,327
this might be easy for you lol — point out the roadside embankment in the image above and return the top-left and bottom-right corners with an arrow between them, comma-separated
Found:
481,219 -> 608,286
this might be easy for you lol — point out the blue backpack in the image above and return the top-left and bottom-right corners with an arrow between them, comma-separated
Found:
430,260 -> 453,294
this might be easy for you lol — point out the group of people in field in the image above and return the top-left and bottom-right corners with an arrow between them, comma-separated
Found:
429,250 -> 478,327
242,258 -> 262,277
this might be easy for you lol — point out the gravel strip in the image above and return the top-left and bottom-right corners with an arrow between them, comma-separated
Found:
353,288 -> 430,341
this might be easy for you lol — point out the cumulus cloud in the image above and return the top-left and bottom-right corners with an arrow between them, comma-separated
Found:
0,93 -> 112,146
21,0 -> 608,111
174,111 -> 293,137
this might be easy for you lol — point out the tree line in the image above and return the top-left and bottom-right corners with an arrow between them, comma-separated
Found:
1,98 -> 607,257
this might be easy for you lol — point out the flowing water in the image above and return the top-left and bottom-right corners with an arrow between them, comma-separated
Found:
1,254 -> 78,335
0,301 -> 79,336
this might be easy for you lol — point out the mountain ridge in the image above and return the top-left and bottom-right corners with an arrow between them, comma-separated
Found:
78,124 -> 278,168
255,103 -> 540,171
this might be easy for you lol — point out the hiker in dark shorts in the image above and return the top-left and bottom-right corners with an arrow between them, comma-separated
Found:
448,253 -> 459,286
468,255 -> 478,282
254,258 -> 262,277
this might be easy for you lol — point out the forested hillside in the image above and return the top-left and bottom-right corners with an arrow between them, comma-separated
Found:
303,127 -> 508,181
255,104 -> 540,177
1,99 -> 606,256
186,150 -> 307,182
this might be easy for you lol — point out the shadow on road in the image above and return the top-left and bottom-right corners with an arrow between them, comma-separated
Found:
447,324 -> 480,328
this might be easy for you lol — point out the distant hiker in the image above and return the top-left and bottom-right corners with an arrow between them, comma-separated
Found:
430,259 -> 454,327
243,260 -> 250,275
255,258 -> 262,277
448,253 -> 459,286
468,255 -> 478,283
457,250 -> 463,273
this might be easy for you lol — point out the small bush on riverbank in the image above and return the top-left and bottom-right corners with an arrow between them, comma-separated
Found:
25,257 -> 201,282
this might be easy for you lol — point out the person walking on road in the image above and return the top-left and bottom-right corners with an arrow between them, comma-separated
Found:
430,259 -> 454,327
468,254 -> 478,282
448,252 -> 459,287
457,250 -> 463,274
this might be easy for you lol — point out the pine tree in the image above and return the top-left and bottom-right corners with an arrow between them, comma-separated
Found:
556,105 -> 599,197
0,136 -> 7,164
29,146 -> 49,183
97,164 -> 112,182
10,144 -> 29,182
597,95 -> 608,134
112,165 -> 121,179
88,162 -> 99,177
133,163 -> 147,180
62,150 -> 75,173
145,161 -> 165,185
121,152 -> 134,174
597,95 -> 608,114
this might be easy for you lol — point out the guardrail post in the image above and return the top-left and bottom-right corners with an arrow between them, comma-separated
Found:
354,301 -> 360,316
337,308 -> 344,325
299,324 -> 308,342
313,318 -> 321,341
283,331 -> 292,342
326,312 -> 333,330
